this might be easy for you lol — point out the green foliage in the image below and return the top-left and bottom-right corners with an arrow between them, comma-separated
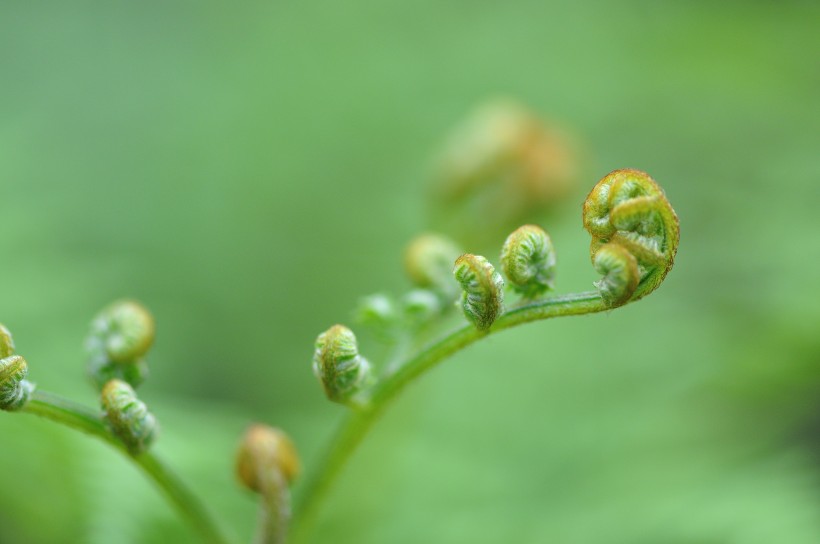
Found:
1,1 -> 819,543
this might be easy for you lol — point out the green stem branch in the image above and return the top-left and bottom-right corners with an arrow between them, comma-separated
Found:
291,290 -> 607,540
21,390 -> 231,544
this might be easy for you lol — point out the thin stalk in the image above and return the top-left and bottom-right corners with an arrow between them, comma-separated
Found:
21,390 -> 232,544
291,291 -> 606,540
254,467 -> 291,544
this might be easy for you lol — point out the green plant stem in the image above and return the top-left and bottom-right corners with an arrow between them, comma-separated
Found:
255,467 -> 291,544
21,390 -> 231,544
291,290 -> 607,540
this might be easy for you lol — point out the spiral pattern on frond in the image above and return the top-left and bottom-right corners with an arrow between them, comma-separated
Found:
313,325 -> 372,406
583,169 -> 679,306
101,379 -> 158,455
87,300 -> 155,389
453,254 -> 504,331
500,224 -> 556,298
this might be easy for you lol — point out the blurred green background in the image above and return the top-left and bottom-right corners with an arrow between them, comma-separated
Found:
2,1 -> 819,543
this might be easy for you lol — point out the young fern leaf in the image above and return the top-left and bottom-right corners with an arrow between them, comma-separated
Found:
500,224 -> 556,298
101,379 -> 159,455
404,233 -> 463,301
87,300 -> 156,389
236,425 -> 301,544
583,168 -> 680,306
313,325 -> 373,406
0,324 -> 35,412
453,254 -> 505,330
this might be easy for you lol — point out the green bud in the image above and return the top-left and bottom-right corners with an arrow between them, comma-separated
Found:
593,243 -> 639,307
312,325 -> 372,406
583,168 -> 679,303
87,300 -> 155,389
402,289 -> 442,324
1,355 -> 34,412
101,379 -> 158,455
453,254 -> 504,331
236,424 -> 301,493
354,294 -> 399,342
403,234 -> 462,299
500,224 -> 556,298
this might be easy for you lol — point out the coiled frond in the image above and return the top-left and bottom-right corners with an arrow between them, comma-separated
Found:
583,168 -> 679,306
403,234 -> 462,299
101,379 -> 158,455
87,300 -> 155,389
500,224 -> 556,298
0,324 -> 34,412
313,325 -> 373,406
236,424 -> 301,493
453,254 -> 504,331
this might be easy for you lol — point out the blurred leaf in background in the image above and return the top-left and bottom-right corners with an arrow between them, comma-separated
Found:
1,1 -> 819,543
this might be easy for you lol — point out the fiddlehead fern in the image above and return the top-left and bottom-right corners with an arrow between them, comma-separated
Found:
453,254 -> 505,330
0,324 -> 34,412
236,425 -> 301,544
500,224 -> 556,298
313,325 -> 373,406
101,378 -> 159,455
403,233 -> 462,301
87,300 -> 156,389
583,168 -> 680,307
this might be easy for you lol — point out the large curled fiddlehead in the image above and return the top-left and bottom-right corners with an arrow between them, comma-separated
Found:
583,168 -> 679,307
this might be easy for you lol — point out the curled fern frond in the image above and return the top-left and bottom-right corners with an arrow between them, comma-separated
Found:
101,379 -> 158,455
0,325 -> 34,412
403,234 -> 462,299
313,325 -> 373,406
1,355 -> 34,412
236,424 -> 301,493
500,224 -> 556,298
87,300 -> 155,389
583,168 -> 679,306
453,254 -> 504,331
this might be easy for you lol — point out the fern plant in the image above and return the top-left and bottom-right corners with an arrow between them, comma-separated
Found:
1,167 -> 678,543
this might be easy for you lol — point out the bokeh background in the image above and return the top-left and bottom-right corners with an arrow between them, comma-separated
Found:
2,1 -> 819,543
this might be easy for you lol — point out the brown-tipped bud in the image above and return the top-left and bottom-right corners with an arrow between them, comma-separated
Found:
236,424 -> 301,493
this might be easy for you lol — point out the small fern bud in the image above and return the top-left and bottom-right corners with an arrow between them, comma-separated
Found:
1,355 -> 34,412
87,300 -> 155,390
101,379 -> 158,455
500,224 -> 556,298
1,324 -> 35,412
402,289 -> 442,323
236,424 -> 301,493
592,243 -> 640,307
403,234 -> 462,299
354,294 -> 399,342
453,254 -> 504,331
313,325 -> 373,406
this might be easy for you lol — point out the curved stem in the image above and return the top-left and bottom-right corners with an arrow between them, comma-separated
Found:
20,390 -> 232,544
291,291 -> 606,540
